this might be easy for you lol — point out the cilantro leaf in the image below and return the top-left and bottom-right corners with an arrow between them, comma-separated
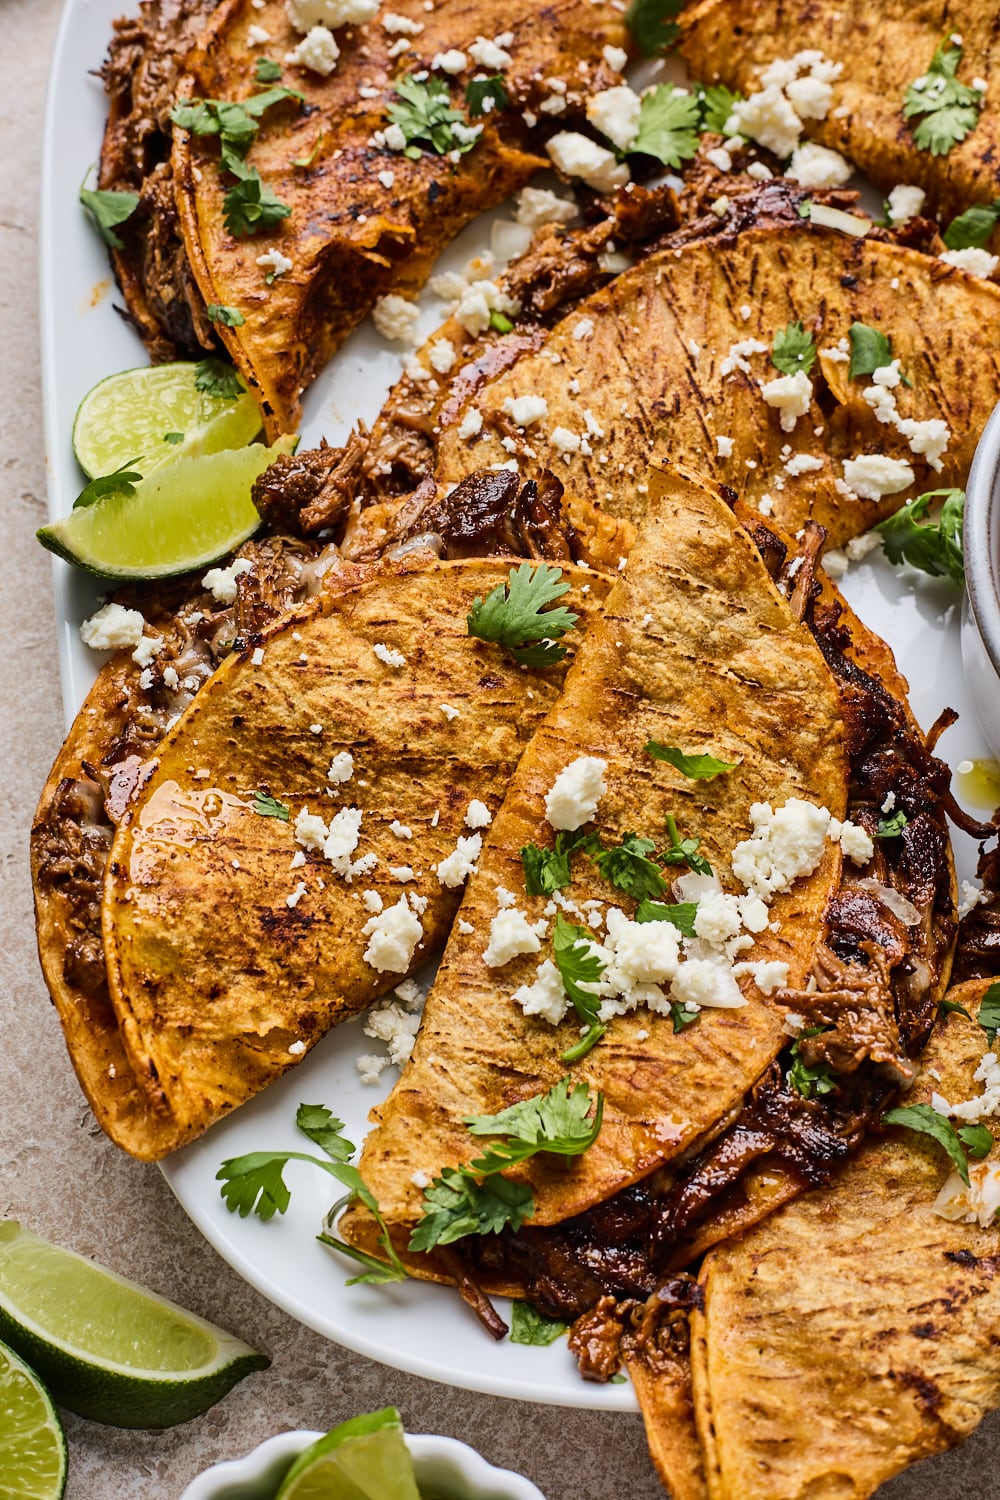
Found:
295,1102 -> 355,1161
255,57 -> 283,82
218,1151 -> 294,1219
876,810 -> 909,838
882,1102 -> 971,1184
939,997 -> 974,1022
646,742 -> 739,781
771,321 -> 816,377
875,488 -> 965,587
903,42 -> 983,156
695,84 -> 741,135
670,1002 -> 699,1033
408,1169 -> 535,1251
73,460 -> 143,511
206,303 -> 246,327
663,814 -> 712,877
79,186 -> 139,249
959,1123 -> 994,1160
468,562 -> 578,666
254,791 -> 290,820
521,829 -> 599,896
943,199 -> 1000,250
787,1027 -> 837,1099
194,358 -> 245,400
626,0 -> 683,56
635,900 -> 698,937
510,1302 -> 569,1345
223,164 -> 292,236
388,75 -> 477,159
552,913 -> 605,1020
848,321 -> 894,379
630,85 -> 700,169
592,832 -> 667,902
465,1077 -> 603,1158
979,982 -> 1000,1046
466,76 -> 508,118
172,87 -> 302,162
163,431 -> 184,445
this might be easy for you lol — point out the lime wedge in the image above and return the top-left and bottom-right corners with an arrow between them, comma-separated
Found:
0,1338 -> 67,1500
72,362 -> 262,479
0,1222 -> 268,1429
276,1408 -> 421,1500
38,437 -> 294,580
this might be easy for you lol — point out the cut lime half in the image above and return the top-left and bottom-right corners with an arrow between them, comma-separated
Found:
0,1337 -> 67,1500
38,437 -> 294,580
72,362 -> 262,479
0,1221 -> 268,1429
276,1408 -> 421,1500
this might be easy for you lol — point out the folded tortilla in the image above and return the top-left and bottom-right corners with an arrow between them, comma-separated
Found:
342,465 -> 849,1263
686,977 -> 1000,1500
173,0 -> 629,436
681,0 -> 1000,229
43,557 -> 606,1160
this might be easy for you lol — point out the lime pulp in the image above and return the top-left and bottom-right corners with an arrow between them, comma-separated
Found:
0,1337 -> 67,1500
276,1408 -> 421,1500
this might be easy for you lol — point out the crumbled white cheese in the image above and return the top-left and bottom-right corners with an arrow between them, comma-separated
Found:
285,23 -> 339,73
465,799 -> 492,829
503,394 -> 549,427
830,817 -> 874,865
363,998 -> 421,1064
81,602 -> 147,652
940,247 -> 999,279
483,908 -> 545,967
894,417 -> 951,471
362,893 -> 423,972
373,642 -> 406,667
733,959 -> 790,995
383,123 -> 407,151
428,338 -> 456,373
131,633 -> 164,668
372,294 -> 420,343
761,370 -> 813,432
453,279 -> 519,336
458,408 -> 483,440
716,434 -> 734,458
512,958 -> 570,1024
432,47 -> 467,73
785,452 -> 823,475
362,889 -> 383,914
515,186 -> 577,228
328,750 -> 354,784
546,131 -> 629,194
934,1160 -> 1000,1227
544,756 -> 608,831
285,0 -> 378,30
435,832 -> 483,887
468,35 -> 513,69
887,184 -> 926,224
294,807 -> 328,851
586,85 -> 641,152
671,959 -> 746,1010
602,43 -> 628,72
288,1039 -> 307,1056
286,881 -> 307,908
389,864 -> 415,882
573,317 -> 595,341
381,11 -> 423,33
746,161 -> 773,181
389,820 -> 413,839
439,702 -> 461,720
549,426 -> 582,453
202,557 -> 253,604
705,146 -> 732,172
841,455 -> 914,501
356,1052 -> 389,1085
726,85 -> 802,157
786,141 -> 852,189
257,248 -> 294,278
323,806 -> 363,874
959,880 -> 987,919
731,798 -> 833,900
247,23 -> 271,44
719,338 -> 768,376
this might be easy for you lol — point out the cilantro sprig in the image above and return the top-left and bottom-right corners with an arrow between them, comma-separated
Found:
206,303 -> 246,327
848,321 -> 894,380
254,791 -> 290,820
903,41 -> 983,156
646,742 -> 739,781
876,810 -> 909,838
218,1103 -> 407,1284
466,76 -> 508,118
635,900 -> 698,937
409,1078 -> 603,1251
552,914 -> 608,1062
630,85 -> 700,169
771,322 -> 816,377
625,0 -> 683,56
786,1027 -> 837,1099
592,832 -> 668,902
669,1002 -> 699,1033
875,488 -> 965,587
194,358 -> 244,400
73,460 -> 143,511
79,185 -> 139,249
882,1102 -> 991,1186
388,75 -> 478,159
980,982 -> 1000,1045
943,199 -> 1000,250
695,84 -> 741,134
468,562 -> 579,666
510,1302 -> 569,1345
171,88 -> 299,236
521,829 -> 599,896
663,814 -> 712,876
223,160 -> 293,237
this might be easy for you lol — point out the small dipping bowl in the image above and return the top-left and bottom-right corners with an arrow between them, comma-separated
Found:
179,1429 -> 548,1500
962,399 -> 1000,757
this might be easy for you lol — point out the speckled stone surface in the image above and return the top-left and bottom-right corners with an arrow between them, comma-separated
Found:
3,1 -> 1000,1495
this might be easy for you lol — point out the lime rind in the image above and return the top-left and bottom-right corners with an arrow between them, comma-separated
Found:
72,362 -> 261,480
0,1337 -> 67,1500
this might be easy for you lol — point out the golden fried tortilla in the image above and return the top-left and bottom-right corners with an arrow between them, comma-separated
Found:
53,558 -> 606,1160
690,978 -> 1000,1500
173,0 -> 628,435
343,466 -> 849,1266
682,0 -> 1000,228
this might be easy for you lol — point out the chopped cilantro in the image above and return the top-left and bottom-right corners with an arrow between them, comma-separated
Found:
218,1102 -> 407,1284
670,1001 -> 699,1033
510,1302 -> 569,1345
943,199 -> 1000,250
787,1027 -> 837,1099
560,1023 -> 607,1063
662,814 -> 712,877
939,997 -> 974,1022
979,982 -> 1000,1045
521,829 -> 599,896
254,57 -> 283,83
73,460 -> 143,511
163,431 -> 184,445
646,742 -> 739,780
223,162 -> 292,236
292,133 -> 326,168
635,900 -> 698,937
903,41 -> 983,156
193,358 -> 245,399
488,309 -> 514,333
695,84 -> 741,135
882,1102 -> 973,1185
875,488 -> 965,587
771,321 -> 816,377
254,791 -> 290,820
959,1122 -> 994,1160
552,913 -> 606,1017
466,75 -> 509,118
876,810 -> 909,838
625,0 -> 684,56
630,85 -> 700,169
171,88 -> 302,166
848,321 -> 894,379
79,185 -> 139,249
467,562 -> 578,666
387,75 -> 477,159
409,1170 -> 534,1251
206,303 -> 246,327
591,832 -> 667,902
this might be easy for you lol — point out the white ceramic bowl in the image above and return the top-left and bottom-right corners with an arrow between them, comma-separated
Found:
179,1429 -> 548,1500
963,398 -> 1000,756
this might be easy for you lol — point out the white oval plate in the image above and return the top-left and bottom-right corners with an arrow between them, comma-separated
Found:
41,0 -> 991,1411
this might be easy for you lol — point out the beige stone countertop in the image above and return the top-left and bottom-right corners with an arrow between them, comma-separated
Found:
4,0 -> 1000,1494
